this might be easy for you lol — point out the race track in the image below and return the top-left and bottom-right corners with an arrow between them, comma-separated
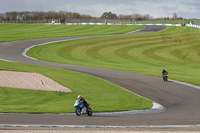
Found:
1,26 -> 200,127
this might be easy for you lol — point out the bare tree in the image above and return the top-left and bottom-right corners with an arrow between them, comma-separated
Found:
118,14 -> 132,20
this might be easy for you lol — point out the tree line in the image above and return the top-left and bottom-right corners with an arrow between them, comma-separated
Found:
0,11 -> 95,21
0,11 -> 154,22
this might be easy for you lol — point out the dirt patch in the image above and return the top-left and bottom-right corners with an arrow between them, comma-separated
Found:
0,70 -> 72,93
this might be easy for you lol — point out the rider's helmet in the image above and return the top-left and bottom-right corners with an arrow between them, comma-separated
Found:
162,69 -> 166,73
77,95 -> 82,100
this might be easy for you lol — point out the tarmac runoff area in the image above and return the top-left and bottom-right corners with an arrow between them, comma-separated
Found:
0,70 -> 72,93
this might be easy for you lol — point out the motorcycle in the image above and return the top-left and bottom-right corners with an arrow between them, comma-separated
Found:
162,73 -> 168,82
74,100 -> 92,116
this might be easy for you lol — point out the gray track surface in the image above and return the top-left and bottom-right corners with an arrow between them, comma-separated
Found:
1,26 -> 200,126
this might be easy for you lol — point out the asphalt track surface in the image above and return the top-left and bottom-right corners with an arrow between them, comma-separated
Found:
1,26 -> 200,128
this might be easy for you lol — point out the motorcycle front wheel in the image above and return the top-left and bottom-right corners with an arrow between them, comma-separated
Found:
75,108 -> 81,116
163,77 -> 168,81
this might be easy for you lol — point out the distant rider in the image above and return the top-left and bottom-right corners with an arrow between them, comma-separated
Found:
77,95 -> 89,108
162,69 -> 168,77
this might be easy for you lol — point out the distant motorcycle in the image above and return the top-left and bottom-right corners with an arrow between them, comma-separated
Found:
74,100 -> 92,116
162,72 -> 168,82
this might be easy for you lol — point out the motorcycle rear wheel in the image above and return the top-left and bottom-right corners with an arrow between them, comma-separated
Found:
87,107 -> 93,116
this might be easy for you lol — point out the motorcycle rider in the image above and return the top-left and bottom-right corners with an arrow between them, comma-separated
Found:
162,69 -> 168,76
74,95 -> 92,116
77,95 -> 89,108
162,69 -> 168,81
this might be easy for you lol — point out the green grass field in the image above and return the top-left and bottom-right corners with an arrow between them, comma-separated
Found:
28,26 -> 200,86
0,24 -> 151,113
0,23 -> 144,41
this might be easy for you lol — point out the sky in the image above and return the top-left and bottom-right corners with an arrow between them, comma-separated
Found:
0,0 -> 199,19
